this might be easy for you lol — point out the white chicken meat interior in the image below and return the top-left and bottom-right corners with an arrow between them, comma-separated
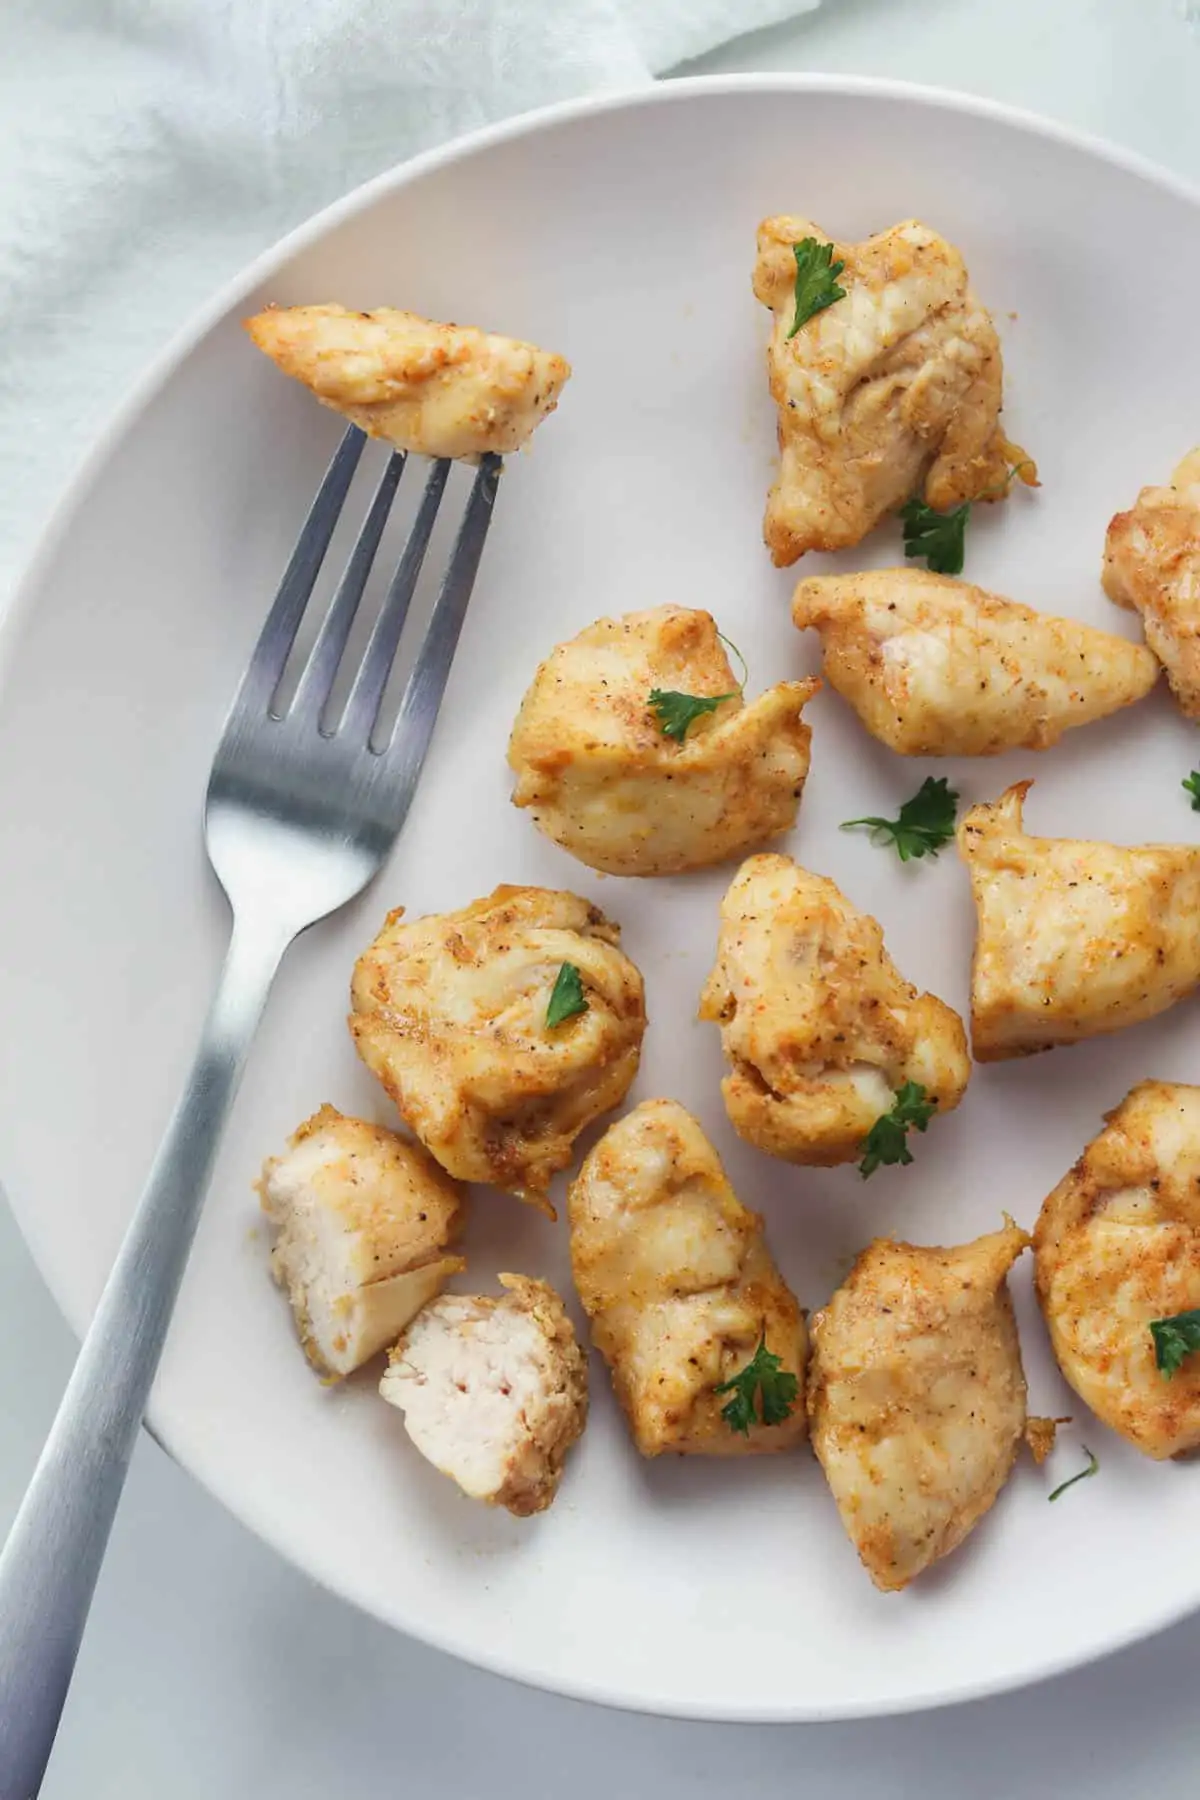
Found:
258,1105 -> 465,1379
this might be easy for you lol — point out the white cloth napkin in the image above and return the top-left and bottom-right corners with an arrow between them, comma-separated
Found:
0,0 -> 818,600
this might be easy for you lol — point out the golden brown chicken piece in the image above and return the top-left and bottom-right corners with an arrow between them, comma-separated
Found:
1035,1082 -> 1200,1459
507,606 -> 820,877
569,1100 -> 806,1456
793,568 -> 1156,755
258,1105 -> 465,1378
245,303 -> 570,459
958,783 -> 1200,1062
808,1221 -> 1030,1591
1103,449 -> 1200,718
350,887 -> 645,1209
380,1274 -> 588,1515
754,216 -> 1034,565
699,854 -> 969,1166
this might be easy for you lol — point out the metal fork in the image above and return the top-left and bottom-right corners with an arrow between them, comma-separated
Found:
0,426 -> 501,1796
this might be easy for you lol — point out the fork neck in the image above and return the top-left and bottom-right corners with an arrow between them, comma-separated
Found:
210,910 -> 296,1057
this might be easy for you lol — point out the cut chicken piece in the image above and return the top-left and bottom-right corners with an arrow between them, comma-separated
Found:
754,215 -> 1034,565
350,886 -> 645,1209
569,1099 -> 806,1456
258,1104 -> 464,1378
808,1220 -> 1030,1591
1035,1081 -> 1200,1459
245,303 -> 570,459
699,854 -> 969,1165
1103,448 -> 1200,718
958,782 -> 1200,1061
380,1275 -> 587,1515
508,605 -> 820,877
793,568 -> 1156,755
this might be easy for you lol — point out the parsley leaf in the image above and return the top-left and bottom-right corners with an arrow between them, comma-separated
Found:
786,237 -> 847,338
858,1081 -> 937,1179
714,1333 -> 799,1435
900,460 -> 1035,576
1150,1308 -> 1200,1377
1048,1446 -> 1099,1503
546,962 -> 587,1029
842,776 -> 960,862
900,496 -> 970,575
1184,771 -> 1200,812
648,688 -> 736,744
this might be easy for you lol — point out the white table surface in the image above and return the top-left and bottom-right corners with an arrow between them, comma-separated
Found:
7,0 -> 1200,1791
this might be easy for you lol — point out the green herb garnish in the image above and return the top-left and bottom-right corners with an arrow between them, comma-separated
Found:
1184,771 -> 1200,812
906,460 -> 1036,572
546,962 -> 587,1029
715,1333 -> 799,1435
900,496 -> 971,575
1048,1446 -> 1099,1503
842,776 -> 959,863
858,1081 -> 937,1179
900,460 -> 1037,575
649,688 -> 736,744
1150,1308 -> 1200,1377
786,237 -> 847,338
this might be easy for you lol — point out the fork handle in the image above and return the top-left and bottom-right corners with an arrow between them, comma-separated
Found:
0,912 -> 290,1797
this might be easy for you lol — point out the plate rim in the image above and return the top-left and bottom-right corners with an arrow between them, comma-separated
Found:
5,72 -> 1200,1722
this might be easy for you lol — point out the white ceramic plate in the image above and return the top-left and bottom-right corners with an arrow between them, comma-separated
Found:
3,76 -> 1200,1722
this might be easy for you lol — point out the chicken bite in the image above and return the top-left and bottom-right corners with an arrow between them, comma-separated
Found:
793,568 -> 1156,755
245,303 -> 570,459
258,1104 -> 464,1378
508,605 -> 820,877
569,1099 -> 806,1456
1035,1081 -> 1200,1459
350,886 -> 645,1208
699,854 -> 969,1166
1103,448 -> 1200,718
380,1275 -> 587,1515
958,783 -> 1200,1061
808,1220 -> 1030,1591
754,215 -> 1034,565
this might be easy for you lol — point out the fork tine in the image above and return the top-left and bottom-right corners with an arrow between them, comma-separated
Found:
338,458 -> 451,746
288,450 -> 406,729
237,425 -> 365,717
373,455 -> 502,787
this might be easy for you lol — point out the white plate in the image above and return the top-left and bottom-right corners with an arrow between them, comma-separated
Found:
2,75 -> 1200,1722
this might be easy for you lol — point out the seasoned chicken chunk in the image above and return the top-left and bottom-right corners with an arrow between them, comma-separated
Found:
350,886 -> 645,1208
380,1275 -> 587,1515
258,1104 -> 464,1378
569,1100 -> 806,1456
1103,449 -> 1200,717
959,783 -> 1200,1061
508,606 -> 820,877
699,854 -> 969,1165
754,216 -> 1033,565
793,568 -> 1156,755
245,303 -> 570,459
1035,1082 -> 1200,1459
808,1221 -> 1030,1590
